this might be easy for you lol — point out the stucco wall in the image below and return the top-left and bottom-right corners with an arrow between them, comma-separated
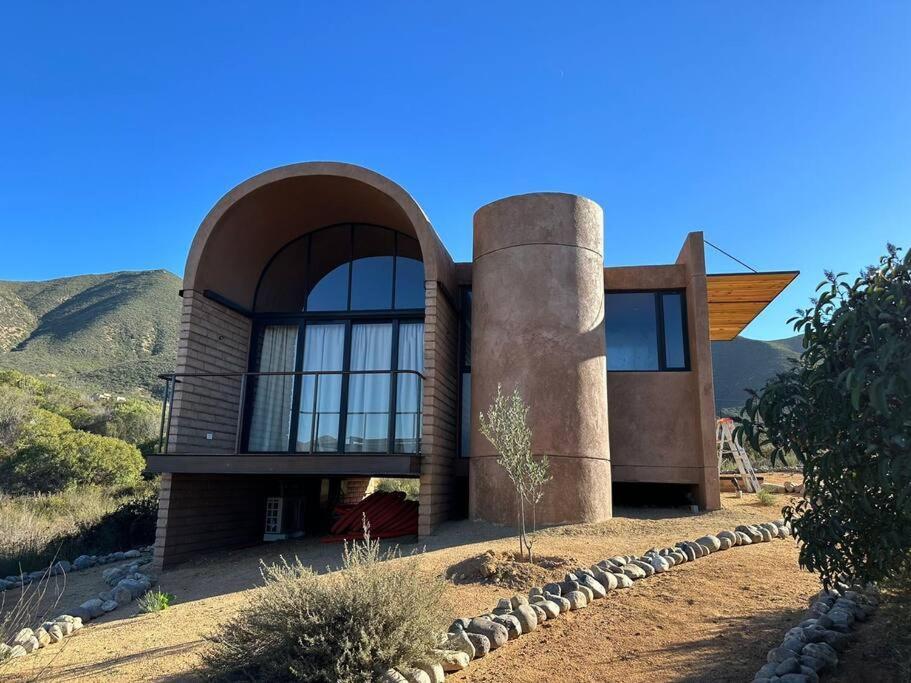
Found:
602,233 -> 721,510
470,193 -> 612,526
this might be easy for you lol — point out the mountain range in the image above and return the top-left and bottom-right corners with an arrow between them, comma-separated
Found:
0,269 -> 800,411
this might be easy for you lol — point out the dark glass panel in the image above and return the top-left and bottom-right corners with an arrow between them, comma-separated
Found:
254,237 -> 308,312
605,293 -> 659,371
350,225 -> 394,310
307,225 -> 351,311
459,372 -> 471,457
661,292 -> 687,369
394,234 -> 425,309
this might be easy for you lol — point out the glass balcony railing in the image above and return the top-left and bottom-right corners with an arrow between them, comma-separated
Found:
155,369 -> 424,456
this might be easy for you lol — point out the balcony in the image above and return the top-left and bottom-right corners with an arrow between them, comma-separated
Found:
145,369 -> 424,477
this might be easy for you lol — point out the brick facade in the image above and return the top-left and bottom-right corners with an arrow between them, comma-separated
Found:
418,282 -> 459,536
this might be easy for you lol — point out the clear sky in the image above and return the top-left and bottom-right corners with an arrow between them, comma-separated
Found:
1,2 -> 908,339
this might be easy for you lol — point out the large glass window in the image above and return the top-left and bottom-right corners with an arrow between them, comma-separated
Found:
247,326 -> 298,452
346,323 -> 393,452
605,291 -> 689,371
245,319 -> 423,454
297,324 -> 345,452
254,224 -> 424,313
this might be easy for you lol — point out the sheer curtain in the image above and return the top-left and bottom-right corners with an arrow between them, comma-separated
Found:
346,323 -> 392,452
298,324 -> 345,452
395,322 -> 424,453
248,326 -> 298,452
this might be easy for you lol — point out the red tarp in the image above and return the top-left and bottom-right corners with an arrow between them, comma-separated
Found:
322,491 -> 418,542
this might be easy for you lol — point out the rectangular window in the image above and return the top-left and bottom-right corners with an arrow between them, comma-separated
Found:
345,323 -> 393,453
605,290 -> 689,371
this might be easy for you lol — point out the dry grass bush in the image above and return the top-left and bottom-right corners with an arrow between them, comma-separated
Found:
203,523 -> 447,682
0,567 -> 64,670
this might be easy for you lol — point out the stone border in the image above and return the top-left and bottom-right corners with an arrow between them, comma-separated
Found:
0,547 -> 157,663
0,545 -> 155,592
752,583 -> 880,682
379,520 -> 791,683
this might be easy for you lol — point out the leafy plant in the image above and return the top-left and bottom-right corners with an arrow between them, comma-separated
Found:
755,488 -> 776,507
737,245 -> 910,588
479,384 -> 551,562
203,521 -> 447,682
138,589 -> 174,613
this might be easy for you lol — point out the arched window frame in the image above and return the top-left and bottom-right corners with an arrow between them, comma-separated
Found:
243,223 -> 426,455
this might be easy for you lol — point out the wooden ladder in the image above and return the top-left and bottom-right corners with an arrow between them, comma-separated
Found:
716,418 -> 761,493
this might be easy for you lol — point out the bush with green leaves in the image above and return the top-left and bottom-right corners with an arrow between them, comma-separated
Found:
203,526 -> 447,682
1,407 -> 144,494
138,589 -> 175,613
738,245 -> 910,587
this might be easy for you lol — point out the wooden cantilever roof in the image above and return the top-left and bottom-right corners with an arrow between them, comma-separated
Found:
706,271 -> 799,341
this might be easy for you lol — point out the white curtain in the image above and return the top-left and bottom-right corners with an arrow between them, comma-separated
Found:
248,326 -> 298,452
395,322 -> 424,453
346,323 -> 392,452
298,324 -> 345,452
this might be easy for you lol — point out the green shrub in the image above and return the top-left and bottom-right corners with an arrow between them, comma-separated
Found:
372,478 -> 420,501
2,408 -> 144,494
0,484 -> 158,577
138,589 -> 175,613
738,245 -> 911,587
203,528 -> 447,682
756,488 -> 776,506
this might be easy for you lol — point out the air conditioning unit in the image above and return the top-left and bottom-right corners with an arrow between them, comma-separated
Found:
263,496 -> 305,541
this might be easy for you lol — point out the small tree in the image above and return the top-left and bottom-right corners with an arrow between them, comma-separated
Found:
479,384 -> 551,562
737,245 -> 910,588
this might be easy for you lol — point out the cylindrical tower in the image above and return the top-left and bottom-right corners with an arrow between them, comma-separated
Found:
469,193 -> 612,526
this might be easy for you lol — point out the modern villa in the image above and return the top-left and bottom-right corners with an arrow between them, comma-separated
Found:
147,162 -> 797,569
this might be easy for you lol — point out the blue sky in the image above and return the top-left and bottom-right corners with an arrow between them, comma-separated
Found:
1,2 -> 908,340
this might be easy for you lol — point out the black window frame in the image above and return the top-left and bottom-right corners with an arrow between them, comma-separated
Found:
244,221 -> 426,455
604,289 -> 691,373
252,222 -> 425,314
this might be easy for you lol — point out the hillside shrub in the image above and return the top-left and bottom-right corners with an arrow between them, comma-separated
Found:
203,526 -> 447,682
0,483 -> 158,577
738,245 -> 910,587
1,408 -> 144,494
100,398 -> 160,445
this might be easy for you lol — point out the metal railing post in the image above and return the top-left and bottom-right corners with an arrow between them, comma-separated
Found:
157,376 -> 171,454
234,374 -> 248,454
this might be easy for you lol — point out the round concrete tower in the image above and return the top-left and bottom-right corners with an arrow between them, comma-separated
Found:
469,193 -> 612,526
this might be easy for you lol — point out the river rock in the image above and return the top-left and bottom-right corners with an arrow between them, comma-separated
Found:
615,573 -> 634,588
466,632 -> 490,658
696,535 -> 722,553
530,604 -> 547,622
492,614 -> 521,640
802,642 -> 838,669
436,650 -> 470,672
565,590 -> 588,609
401,668 -> 431,683
545,592 -> 571,612
48,624 -> 64,643
621,564 -> 647,580
467,617 -> 508,649
34,627 -> 51,647
736,531 -> 752,545
513,604 -> 538,633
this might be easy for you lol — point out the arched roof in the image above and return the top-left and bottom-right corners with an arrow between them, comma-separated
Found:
184,162 -> 453,309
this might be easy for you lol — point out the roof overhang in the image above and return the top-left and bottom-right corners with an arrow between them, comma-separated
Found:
706,271 -> 799,341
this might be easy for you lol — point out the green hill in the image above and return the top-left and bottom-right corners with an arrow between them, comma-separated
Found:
0,270 -> 181,396
711,334 -> 804,413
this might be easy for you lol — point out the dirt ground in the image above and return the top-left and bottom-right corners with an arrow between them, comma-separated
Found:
4,475 -> 871,683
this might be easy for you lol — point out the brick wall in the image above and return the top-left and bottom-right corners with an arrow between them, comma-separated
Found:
153,473 -> 267,569
341,477 -> 371,504
419,282 -> 459,536
167,289 -> 252,454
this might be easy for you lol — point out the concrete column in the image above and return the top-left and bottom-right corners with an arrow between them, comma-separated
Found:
469,193 -> 612,526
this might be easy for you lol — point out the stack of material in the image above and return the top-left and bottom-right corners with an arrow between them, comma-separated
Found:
323,491 -> 418,542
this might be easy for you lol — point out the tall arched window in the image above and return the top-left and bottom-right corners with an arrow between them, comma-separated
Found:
245,225 -> 425,456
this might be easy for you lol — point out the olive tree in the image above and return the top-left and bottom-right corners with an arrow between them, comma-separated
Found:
737,245 -> 910,588
479,384 -> 551,562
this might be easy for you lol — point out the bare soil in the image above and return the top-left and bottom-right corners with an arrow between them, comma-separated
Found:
5,474 -> 888,683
